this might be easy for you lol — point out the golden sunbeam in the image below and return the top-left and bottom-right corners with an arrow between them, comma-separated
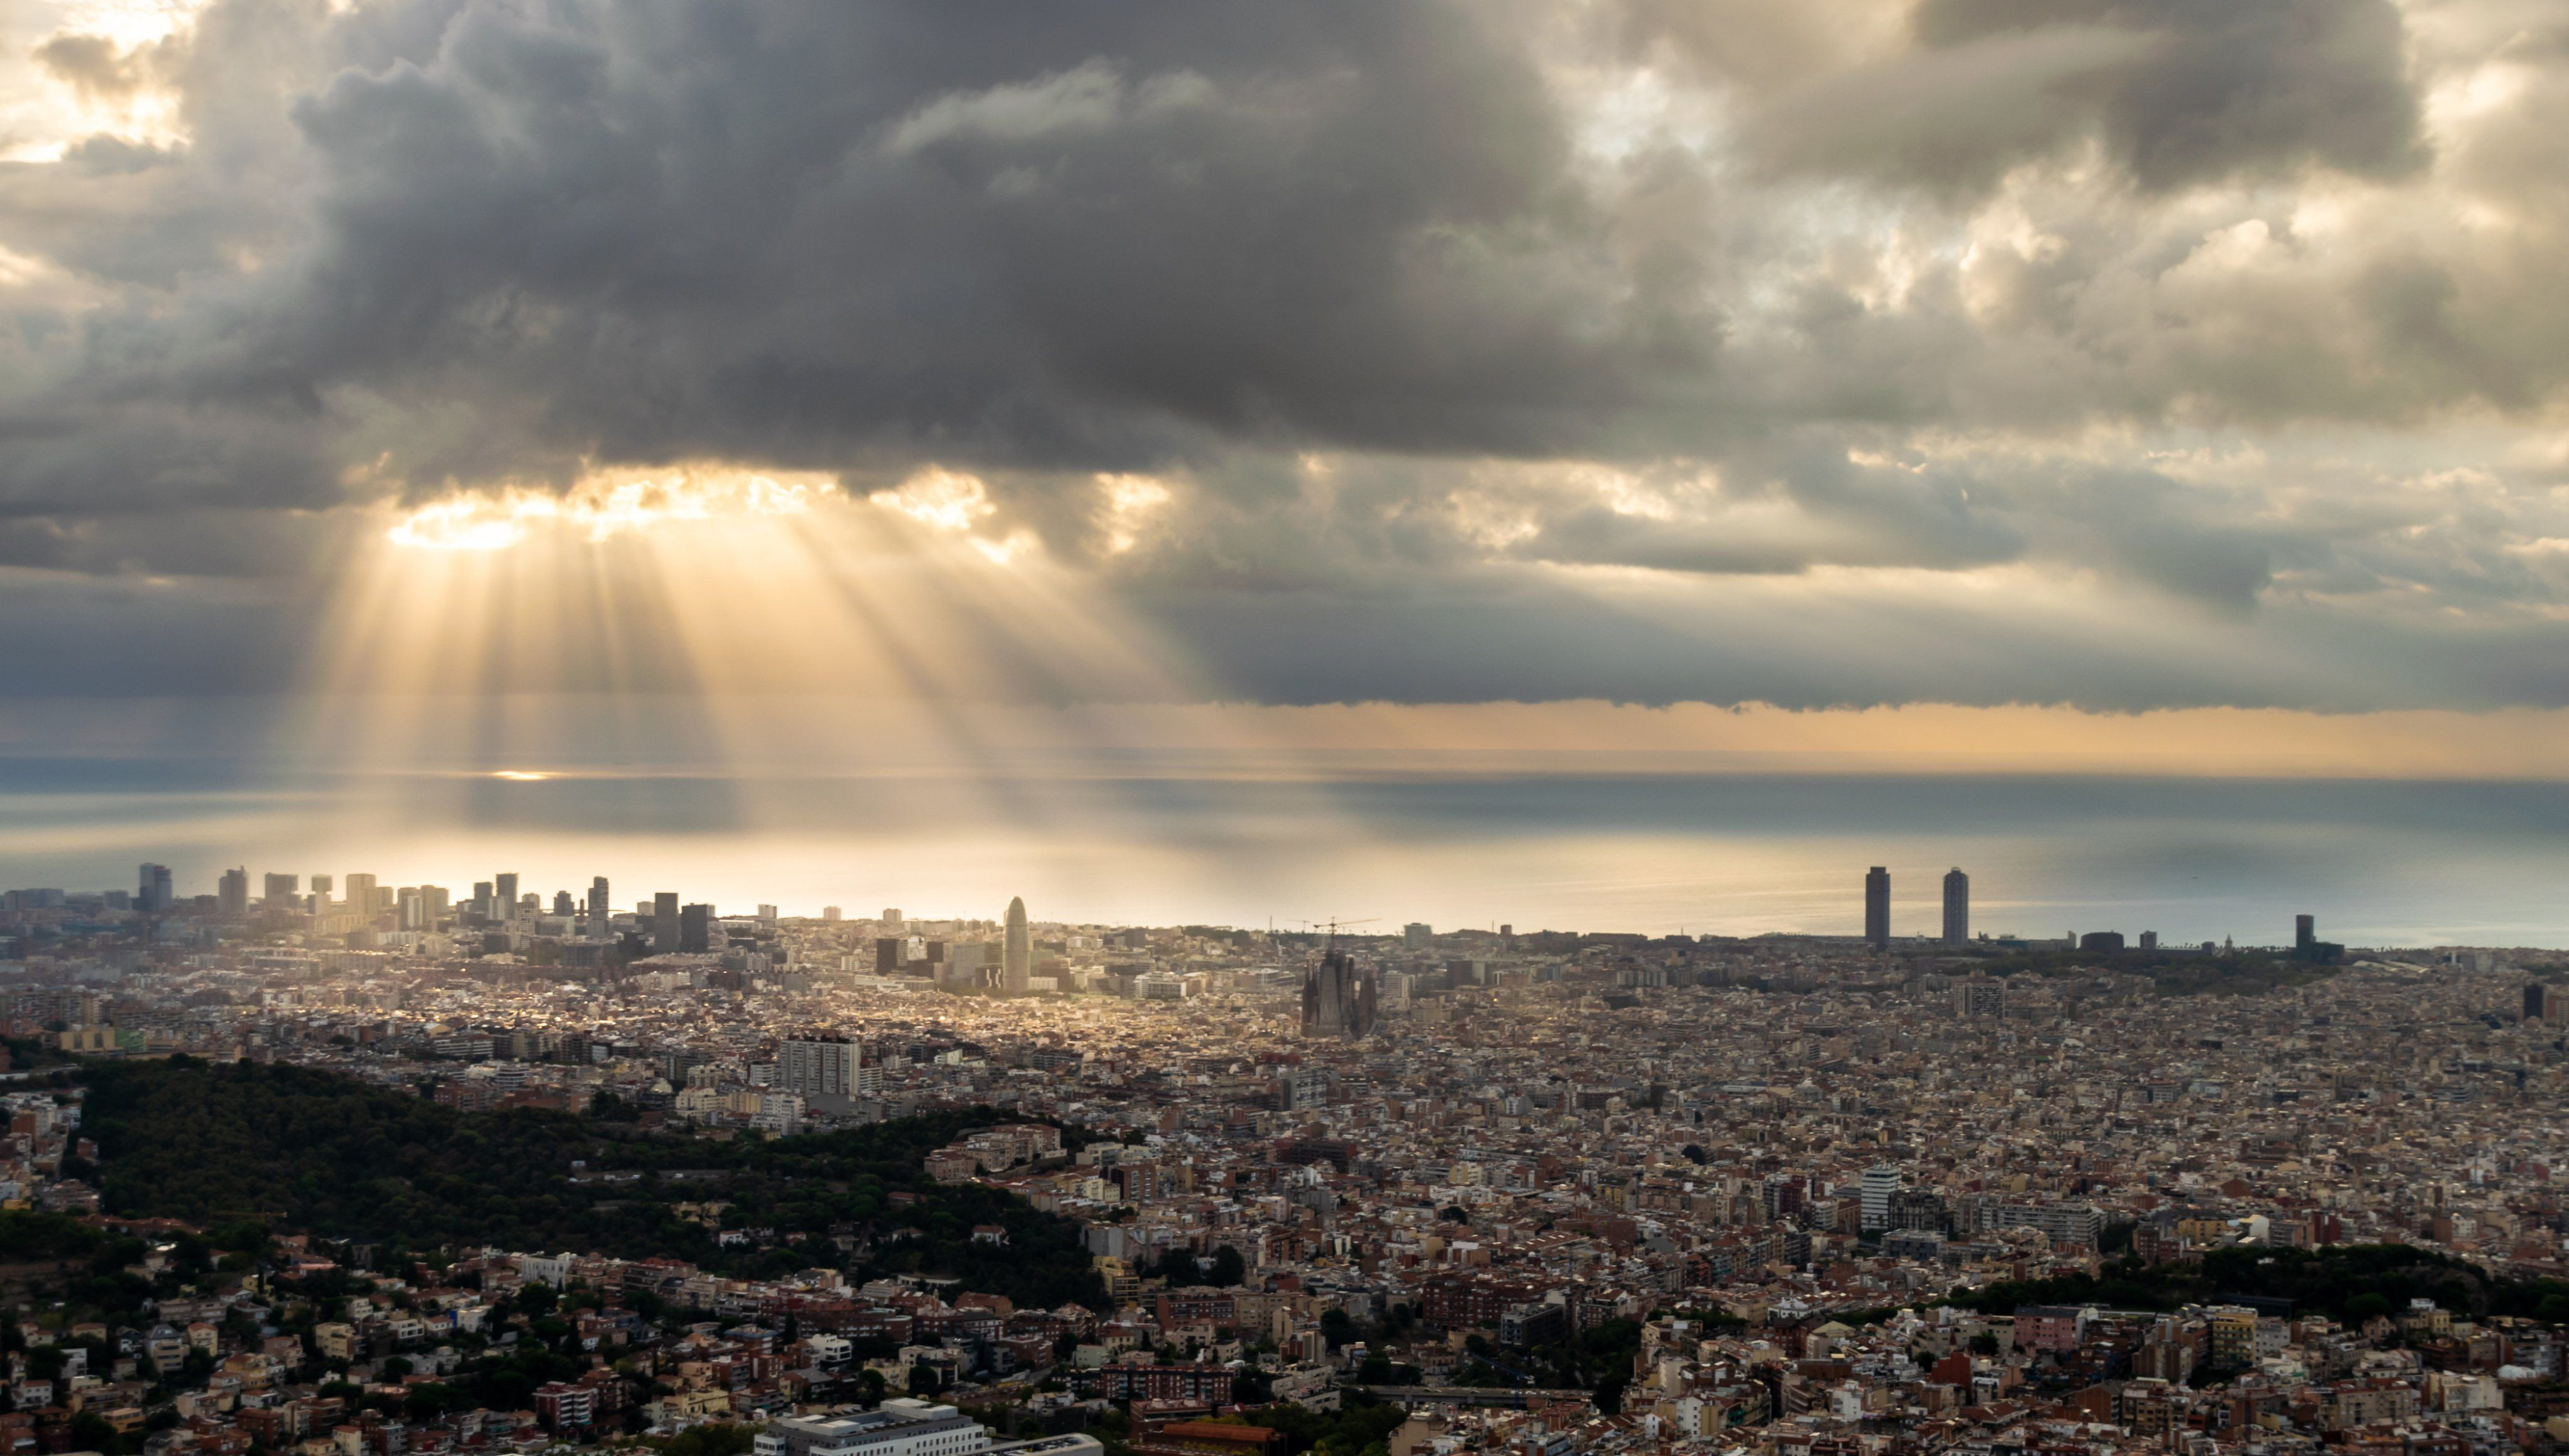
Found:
288,461 -> 1376,878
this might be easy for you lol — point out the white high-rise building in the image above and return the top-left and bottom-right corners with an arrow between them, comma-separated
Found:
778,1035 -> 859,1097
1861,1164 -> 1902,1232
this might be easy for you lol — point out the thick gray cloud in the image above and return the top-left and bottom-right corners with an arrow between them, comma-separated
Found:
1913,0 -> 2424,191
0,0 -> 2565,714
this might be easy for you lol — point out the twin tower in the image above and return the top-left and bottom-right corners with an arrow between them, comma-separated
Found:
1865,866 -> 1970,949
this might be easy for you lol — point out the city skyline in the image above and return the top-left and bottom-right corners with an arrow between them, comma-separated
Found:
0,855 -> 2416,960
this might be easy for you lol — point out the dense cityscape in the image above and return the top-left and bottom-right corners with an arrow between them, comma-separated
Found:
0,862 -> 2562,1456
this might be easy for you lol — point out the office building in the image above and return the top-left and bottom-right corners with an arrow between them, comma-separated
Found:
263,872 -> 299,906
821,906 -> 843,922
472,881 -> 495,921
779,1035 -> 859,1097
2528,983 -> 2559,1024
680,903 -> 715,954
2290,913 -> 2343,963
1942,867 -> 1968,945
1003,897 -> 1031,997
1403,922 -> 1432,949
344,873 -> 380,915
398,885 -> 451,931
1864,866 -> 1889,949
753,1403 -> 990,1456
138,863 -> 173,914
653,891 -> 681,954
590,876 -> 610,936
552,890 -> 574,917
494,873 -> 519,922
309,874 -> 331,903
1860,1164 -> 1902,1232
217,867 -> 249,916
875,937 -> 907,974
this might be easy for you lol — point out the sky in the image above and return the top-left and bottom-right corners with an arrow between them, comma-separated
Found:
4,0 -> 2569,936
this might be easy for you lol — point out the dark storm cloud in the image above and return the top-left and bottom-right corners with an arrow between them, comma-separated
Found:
250,0 -> 1703,482
1753,0 -> 2426,194
0,0 -> 2529,511
0,1 -> 1678,516
0,0 -> 2565,715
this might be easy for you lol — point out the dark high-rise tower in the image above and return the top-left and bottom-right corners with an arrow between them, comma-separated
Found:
139,863 -> 172,913
2295,913 -> 2315,952
653,891 -> 681,953
1942,867 -> 1968,945
1004,897 -> 1031,997
1864,866 -> 1890,949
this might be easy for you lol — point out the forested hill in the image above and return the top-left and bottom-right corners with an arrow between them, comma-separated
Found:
1946,1242 -> 2569,1325
76,1058 -> 1105,1310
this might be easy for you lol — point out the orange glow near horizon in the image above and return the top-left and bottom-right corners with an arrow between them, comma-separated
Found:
314,461 -> 2569,790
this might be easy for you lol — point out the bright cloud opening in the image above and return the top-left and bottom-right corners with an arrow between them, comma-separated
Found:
387,466 -> 841,550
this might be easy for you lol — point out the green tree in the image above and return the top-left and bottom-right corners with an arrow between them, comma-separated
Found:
1206,1247 -> 1246,1288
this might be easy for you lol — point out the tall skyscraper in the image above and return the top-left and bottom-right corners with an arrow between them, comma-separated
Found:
217,867 -> 249,916
2295,914 -> 2315,952
680,903 -> 714,954
344,873 -> 380,915
1003,897 -> 1031,997
138,863 -> 172,913
590,876 -> 611,937
653,891 -> 681,953
1942,867 -> 1968,945
264,872 -> 299,906
1864,866 -> 1890,949
472,881 -> 495,921
494,872 -> 519,921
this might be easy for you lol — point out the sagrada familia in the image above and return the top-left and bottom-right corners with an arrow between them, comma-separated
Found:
1300,946 -> 1378,1041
